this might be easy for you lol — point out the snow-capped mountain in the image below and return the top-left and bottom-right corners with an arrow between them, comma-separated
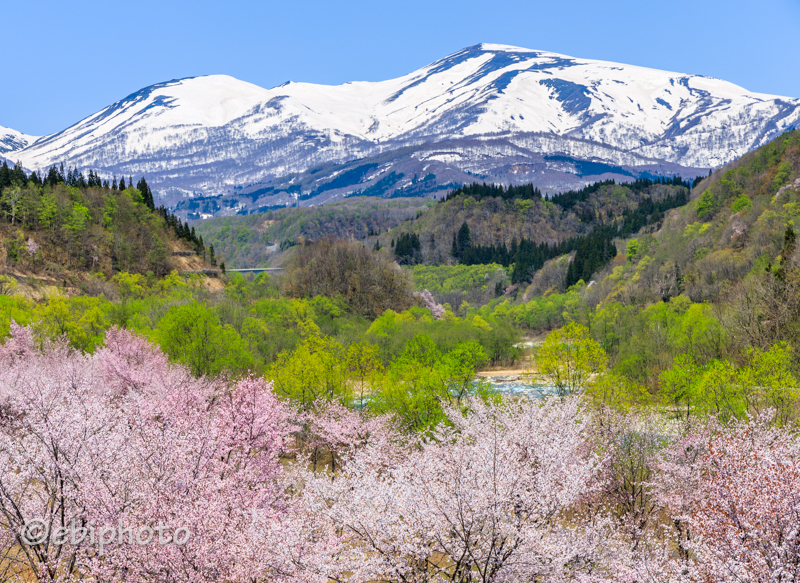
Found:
0,125 -> 37,156
4,43 -> 799,210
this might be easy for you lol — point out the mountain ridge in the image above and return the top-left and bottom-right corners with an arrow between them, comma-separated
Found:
2,43 -> 798,212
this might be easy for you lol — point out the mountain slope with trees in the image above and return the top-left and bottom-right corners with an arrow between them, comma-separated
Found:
192,197 -> 432,267
375,177 -> 695,286
0,161 -> 213,294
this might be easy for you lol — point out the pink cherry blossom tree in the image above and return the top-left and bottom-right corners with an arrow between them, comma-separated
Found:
301,397 -> 402,473
0,325 -> 302,583
414,289 -> 445,320
686,416 -> 800,583
302,396 -> 605,583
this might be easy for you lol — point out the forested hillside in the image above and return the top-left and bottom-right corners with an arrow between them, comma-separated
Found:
375,177 -> 693,290
192,197 -> 432,267
462,129 -> 800,392
0,161 -> 212,294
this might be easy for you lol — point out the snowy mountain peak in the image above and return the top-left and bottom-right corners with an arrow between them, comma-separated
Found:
6,44 -> 799,207
0,124 -> 39,156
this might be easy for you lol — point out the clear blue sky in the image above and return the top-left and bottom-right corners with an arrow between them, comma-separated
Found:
3,0 -> 799,136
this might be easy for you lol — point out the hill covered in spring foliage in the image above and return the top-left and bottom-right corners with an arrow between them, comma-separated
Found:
192,197 -> 433,268
0,162 -> 216,295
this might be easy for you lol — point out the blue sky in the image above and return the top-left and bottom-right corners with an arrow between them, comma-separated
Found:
3,0 -> 799,136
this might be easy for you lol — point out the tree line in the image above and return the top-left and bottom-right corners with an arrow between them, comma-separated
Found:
449,186 -> 689,285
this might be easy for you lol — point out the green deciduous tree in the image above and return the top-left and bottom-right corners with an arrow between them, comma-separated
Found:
154,301 -> 254,376
267,325 -> 348,410
696,189 -> 719,219
346,341 -> 383,409
1,186 -> 24,225
534,322 -> 608,396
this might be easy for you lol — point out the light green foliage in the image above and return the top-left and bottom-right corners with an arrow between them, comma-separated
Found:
38,189 -> 58,230
587,371 -> 649,412
659,354 -> 702,421
731,194 -> 752,214
683,222 -> 710,238
154,301 -> 255,377
737,343 -> 800,425
593,302 -> 637,354
125,187 -> 144,205
34,296 -> 110,353
514,198 -> 535,215
0,275 -> 18,296
65,203 -> 91,236
408,264 -> 509,295
499,288 -> 585,331
773,161 -> 792,190
625,239 -> 639,261
366,305 -> 517,367
0,294 -> 33,337
696,189 -> 718,219
439,340 -> 488,404
102,195 -> 117,228
783,202 -> 800,218
610,298 -> 727,385
534,322 -> 608,396
112,272 -> 147,301
346,341 -> 383,409
152,271 -> 187,294
675,303 -> 728,361
372,335 -> 493,433
268,327 -> 348,410
694,359 -> 741,421
1,186 -> 24,224
657,344 -> 799,425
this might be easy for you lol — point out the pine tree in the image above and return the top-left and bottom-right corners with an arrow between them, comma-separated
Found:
46,166 -> 61,186
456,222 -> 471,257
11,162 -> 27,186
137,177 -> 155,210
0,162 -> 10,190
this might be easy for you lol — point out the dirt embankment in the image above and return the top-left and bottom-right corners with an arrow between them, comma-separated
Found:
1,240 -> 224,300
168,244 -> 225,291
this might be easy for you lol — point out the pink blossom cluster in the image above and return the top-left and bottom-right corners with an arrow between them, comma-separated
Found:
25,237 -> 39,257
414,288 -> 446,319
685,416 -> 800,583
300,397 -> 610,582
0,325 -> 304,583
1,324 -> 799,582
